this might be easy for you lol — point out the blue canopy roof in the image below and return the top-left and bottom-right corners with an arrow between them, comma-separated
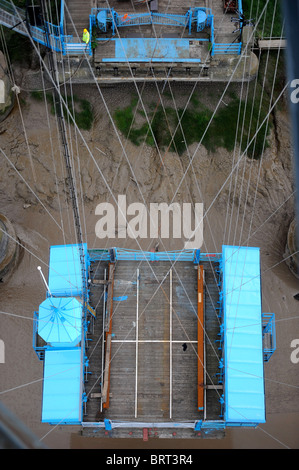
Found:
38,297 -> 82,346
222,245 -> 265,425
41,348 -> 82,424
48,244 -> 88,297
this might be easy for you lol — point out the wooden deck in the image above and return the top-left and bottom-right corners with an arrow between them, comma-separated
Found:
258,39 -> 286,50
83,257 -> 222,434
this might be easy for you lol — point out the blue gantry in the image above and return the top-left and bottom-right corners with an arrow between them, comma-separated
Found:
33,243 -> 275,430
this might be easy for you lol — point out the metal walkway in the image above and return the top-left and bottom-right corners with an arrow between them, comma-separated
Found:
0,0 -> 91,55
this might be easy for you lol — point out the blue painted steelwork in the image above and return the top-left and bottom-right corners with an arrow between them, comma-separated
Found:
41,348 -> 83,424
33,243 -> 273,431
222,245 -> 265,425
199,253 -> 222,262
194,9 -> 207,32
262,313 -> 276,361
201,420 -> 226,430
211,42 -> 242,55
96,9 -> 107,32
38,297 -> 83,347
194,420 -> 202,431
193,249 -> 201,264
0,0 -> 92,56
59,0 -> 64,35
32,311 -> 45,360
104,418 -> 112,431
92,7 -> 212,37
99,33 -> 204,62
48,244 -> 89,298
88,249 -> 110,262
113,37 -> 191,62
34,245 -> 92,425
210,0 -> 243,56
113,248 -> 195,262
0,2 -> 242,59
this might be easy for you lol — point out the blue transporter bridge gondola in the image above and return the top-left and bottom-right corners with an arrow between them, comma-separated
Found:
33,244 -> 276,438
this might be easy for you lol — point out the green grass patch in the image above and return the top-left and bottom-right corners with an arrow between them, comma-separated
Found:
114,93 -> 272,159
242,0 -> 283,38
4,1 -> 61,65
114,49 -> 287,160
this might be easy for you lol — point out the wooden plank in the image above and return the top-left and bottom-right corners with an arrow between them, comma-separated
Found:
104,263 -> 115,332
90,393 -> 102,398
91,279 -> 109,285
258,39 -> 286,50
102,263 -> 115,407
197,265 -> 204,411
102,333 -> 112,406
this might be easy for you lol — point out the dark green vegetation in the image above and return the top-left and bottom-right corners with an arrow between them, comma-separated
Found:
114,52 -> 285,159
2,1 -> 61,64
12,0 -> 60,23
243,0 -> 283,38
31,91 -> 94,131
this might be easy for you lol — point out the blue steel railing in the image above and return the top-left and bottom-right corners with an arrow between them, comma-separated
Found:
60,0 -> 64,35
0,0 -> 92,56
210,0 -> 243,56
92,7 -> 213,37
113,248 -> 196,262
0,2 -> 241,58
88,249 -> 110,262
88,248 -> 222,263
211,42 -> 242,55
93,6 -> 241,56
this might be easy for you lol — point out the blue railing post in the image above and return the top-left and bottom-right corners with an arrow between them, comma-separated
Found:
187,8 -> 192,35
60,0 -> 64,36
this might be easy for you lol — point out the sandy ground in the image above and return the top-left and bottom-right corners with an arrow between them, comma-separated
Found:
0,70 -> 298,449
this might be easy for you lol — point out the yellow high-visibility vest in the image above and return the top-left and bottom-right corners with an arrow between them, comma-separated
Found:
82,30 -> 90,44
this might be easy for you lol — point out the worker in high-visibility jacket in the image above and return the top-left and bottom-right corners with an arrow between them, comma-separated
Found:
82,28 -> 90,45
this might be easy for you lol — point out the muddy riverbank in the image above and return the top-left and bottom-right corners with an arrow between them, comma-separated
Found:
0,67 -> 298,448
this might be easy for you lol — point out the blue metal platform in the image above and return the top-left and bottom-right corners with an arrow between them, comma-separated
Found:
222,245 -> 266,425
48,244 -> 89,298
41,348 -> 83,424
0,1 -> 243,58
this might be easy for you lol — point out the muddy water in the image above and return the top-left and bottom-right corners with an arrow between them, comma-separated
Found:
0,81 -> 298,449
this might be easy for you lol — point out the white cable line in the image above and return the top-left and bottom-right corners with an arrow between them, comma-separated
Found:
164,0 -> 272,208
225,0 -> 281,370
13,11 -> 223,406
2,0 -> 292,436
223,0 -> 261,245
32,0 -> 278,410
238,23 -> 285,251
0,147 -> 63,231
56,0 -> 226,375
225,0 -> 261,245
5,0 -> 274,346
256,425 -> 291,449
